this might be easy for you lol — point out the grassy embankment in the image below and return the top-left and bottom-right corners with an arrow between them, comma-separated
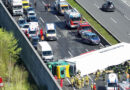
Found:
0,28 -> 38,90
67,0 -> 119,45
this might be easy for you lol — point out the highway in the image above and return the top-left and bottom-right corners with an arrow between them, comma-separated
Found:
76,0 -> 130,43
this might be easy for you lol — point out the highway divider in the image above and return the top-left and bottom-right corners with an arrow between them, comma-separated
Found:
0,1 -> 62,90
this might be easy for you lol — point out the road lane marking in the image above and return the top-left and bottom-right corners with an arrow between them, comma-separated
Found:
94,3 -> 99,8
66,78 -> 76,90
68,51 -> 73,57
110,17 -> 117,23
40,17 -> 44,23
124,15 -> 130,20
55,15 -> 60,21
42,1 -> 46,5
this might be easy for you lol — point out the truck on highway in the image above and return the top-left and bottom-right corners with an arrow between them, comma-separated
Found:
64,8 -> 82,29
54,0 -> 69,15
7,0 -> 23,15
106,73 -> 118,90
22,0 -> 30,10
47,60 -> 76,79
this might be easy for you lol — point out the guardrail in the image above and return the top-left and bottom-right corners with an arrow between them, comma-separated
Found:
0,1 -> 62,90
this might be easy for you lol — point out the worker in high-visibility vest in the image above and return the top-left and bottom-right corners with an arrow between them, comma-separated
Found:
102,70 -> 106,81
70,76 -> 74,87
77,79 -> 81,89
91,83 -> 93,90
95,70 -> 100,81
118,71 -> 121,82
81,77 -> 84,87
85,75 -> 89,86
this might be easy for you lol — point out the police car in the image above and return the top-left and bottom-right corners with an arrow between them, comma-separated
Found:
45,23 -> 57,40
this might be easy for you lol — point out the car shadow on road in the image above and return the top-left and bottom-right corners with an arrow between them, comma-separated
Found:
55,21 -> 66,30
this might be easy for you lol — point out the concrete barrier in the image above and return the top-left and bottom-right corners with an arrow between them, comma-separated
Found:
0,1 -> 62,90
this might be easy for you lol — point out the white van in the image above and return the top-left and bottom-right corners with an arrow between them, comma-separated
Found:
37,41 -> 53,62
106,73 -> 118,90
45,23 -> 57,40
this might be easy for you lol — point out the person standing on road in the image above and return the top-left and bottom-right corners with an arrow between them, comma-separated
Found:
34,0 -> 36,8
102,70 -> 106,81
85,75 -> 89,86
118,71 -> 121,82
81,77 -> 84,88
70,76 -> 74,87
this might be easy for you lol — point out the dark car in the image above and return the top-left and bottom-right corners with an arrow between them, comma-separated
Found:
81,31 -> 100,45
101,1 -> 115,12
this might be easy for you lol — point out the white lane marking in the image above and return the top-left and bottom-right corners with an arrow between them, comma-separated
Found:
121,0 -> 130,7
68,51 -> 73,57
40,17 -> 45,23
55,15 -> 60,21
42,1 -> 46,5
124,15 -> 130,20
94,3 -> 99,8
66,78 -> 76,90
110,17 -> 117,23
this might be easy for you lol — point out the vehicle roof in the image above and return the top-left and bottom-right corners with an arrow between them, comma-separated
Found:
60,2 -> 68,5
38,41 -> 52,51
46,23 -> 55,30
108,73 -> 118,82
29,22 -> 38,31
79,22 -> 90,26
83,31 -> 96,36
28,10 -> 35,13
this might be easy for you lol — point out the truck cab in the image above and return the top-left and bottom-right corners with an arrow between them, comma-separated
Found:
22,0 -> 30,10
64,8 -> 82,29
106,73 -> 118,90
45,23 -> 57,41
8,0 -> 23,16
77,22 -> 92,35
54,0 -> 69,15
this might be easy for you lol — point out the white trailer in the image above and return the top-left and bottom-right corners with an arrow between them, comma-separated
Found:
8,0 -> 23,15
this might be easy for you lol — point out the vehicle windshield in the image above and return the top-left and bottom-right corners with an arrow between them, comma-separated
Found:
71,17 -> 81,21
61,6 -> 69,10
32,38 -> 38,42
108,83 -> 117,87
28,8 -> 34,11
29,30 -> 36,34
23,3 -> 29,6
82,26 -> 91,30
23,25 -> 29,28
43,51 -> 52,56
19,20 -> 26,24
29,13 -> 35,15
47,30 -> 55,34
30,17 -> 38,22
13,6 -> 22,10
90,35 -> 99,39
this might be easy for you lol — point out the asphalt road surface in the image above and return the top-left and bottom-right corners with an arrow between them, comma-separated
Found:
76,0 -> 130,43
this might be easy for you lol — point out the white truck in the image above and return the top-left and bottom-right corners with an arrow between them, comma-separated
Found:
106,73 -> 119,90
7,0 -> 23,16
54,0 -> 69,15
64,8 -> 82,29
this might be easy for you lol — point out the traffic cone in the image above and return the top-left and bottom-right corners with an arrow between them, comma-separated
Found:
60,79 -> 63,88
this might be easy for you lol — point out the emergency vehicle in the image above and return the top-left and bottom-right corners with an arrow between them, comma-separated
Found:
54,0 -> 69,15
64,8 -> 82,29
45,23 -> 57,41
106,73 -> 118,90
25,22 -> 39,39
77,22 -> 92,35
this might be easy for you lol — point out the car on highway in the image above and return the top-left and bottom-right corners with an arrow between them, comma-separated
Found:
20,23 -> 30,33
30,36 -> 39,49
24,7 -> 35,15
77,22 -> 92,35
45,23 -> 57,41
80,31 -> 100,45
101,1 -> 115,12
27,16 -> 38,23
27,11 -> 36,18
17,17 -> 27,28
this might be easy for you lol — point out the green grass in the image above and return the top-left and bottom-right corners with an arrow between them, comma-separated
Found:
67,0 -> 119,45
0,28 -> 38,90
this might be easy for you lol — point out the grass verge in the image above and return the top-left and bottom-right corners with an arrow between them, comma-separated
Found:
67,0 -> 119,45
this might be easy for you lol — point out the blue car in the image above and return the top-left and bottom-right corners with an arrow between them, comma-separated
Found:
27,16 -> 38,22
17,17 -> 27,28
81,31 -> 100,45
